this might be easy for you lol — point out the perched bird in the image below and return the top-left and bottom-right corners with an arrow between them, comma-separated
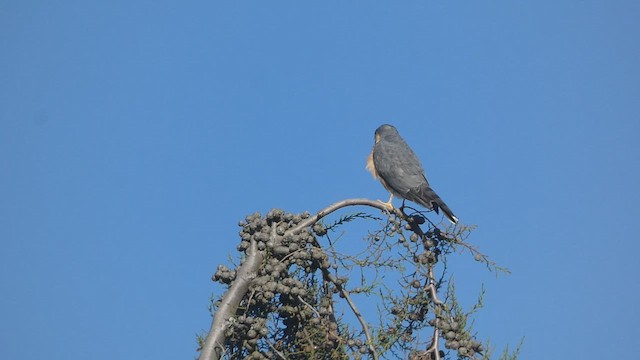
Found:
366,124 -> 458,224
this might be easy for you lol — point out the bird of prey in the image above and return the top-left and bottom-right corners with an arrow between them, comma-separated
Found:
366,124 -> 458,224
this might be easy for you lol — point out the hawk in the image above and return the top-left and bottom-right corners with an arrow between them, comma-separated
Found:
366,124 -> 459,224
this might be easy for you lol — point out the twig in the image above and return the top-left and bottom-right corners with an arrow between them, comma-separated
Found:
426,326 -> 440,360
267,341 -> 287,360
297,295 -> 321,318
425,266 -> 443,360
323,270 -> 379,360
426,267 -> 444,307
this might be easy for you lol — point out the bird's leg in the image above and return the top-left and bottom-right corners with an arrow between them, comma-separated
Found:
377,193 -> 395,210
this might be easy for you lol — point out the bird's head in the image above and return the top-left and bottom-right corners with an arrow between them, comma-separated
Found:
374,124 -> 399,143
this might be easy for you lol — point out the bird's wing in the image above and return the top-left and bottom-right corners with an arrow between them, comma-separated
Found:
373,139 -> 429,197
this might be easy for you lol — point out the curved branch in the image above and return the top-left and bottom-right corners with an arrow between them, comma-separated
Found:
288,198 -> 398,235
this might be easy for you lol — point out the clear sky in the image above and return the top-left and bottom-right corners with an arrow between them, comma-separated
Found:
1,1 -> 639,359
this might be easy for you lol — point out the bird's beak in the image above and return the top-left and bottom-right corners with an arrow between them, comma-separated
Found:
374,133 -> 381,143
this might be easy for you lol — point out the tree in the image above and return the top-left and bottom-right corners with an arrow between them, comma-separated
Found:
197,199 -> 521,360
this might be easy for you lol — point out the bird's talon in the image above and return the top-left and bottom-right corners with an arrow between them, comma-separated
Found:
376,200 -> 395,211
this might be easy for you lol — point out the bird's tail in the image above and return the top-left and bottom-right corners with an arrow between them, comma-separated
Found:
414,184 -> 459,224
435,198 -> 458,224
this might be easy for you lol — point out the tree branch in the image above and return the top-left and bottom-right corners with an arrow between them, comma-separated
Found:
287,198 -> 397,235
426,267 -> 443,360
323,269 -> 379,360
199,237 -> 264,360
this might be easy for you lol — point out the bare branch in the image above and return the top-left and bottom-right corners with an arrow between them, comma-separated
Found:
427,267 -> 444,308
322,269 -> 379,360
297,295 -> 321,319
287,198 -> 397,235
267,342 -> 287,360
198,238 -> 264,360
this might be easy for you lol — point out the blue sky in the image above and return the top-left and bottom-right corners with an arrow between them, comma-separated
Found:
1,1 -> 639,359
